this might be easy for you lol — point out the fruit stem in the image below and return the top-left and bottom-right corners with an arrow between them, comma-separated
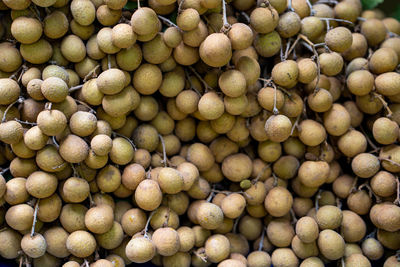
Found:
83,65 -> 100,82
137,0 -> 141,8
206,191 -> 215,202
162,208 -> 171,227
315,189 -> 322,211
158,15 -> 181,30
252,164 -> 270,184
233,213 -> 243,233
188,66 -> 213,92
0,167 -> 9,175
52,136 -> 59,148
30,199 -> 40,237
184,68 -> 202,96
1,97 -> 24,123
143,211 -> 156,239
14,119 -> 37,126
290,208 -> 297,224
107,54 -> 112,70
290,114 -> 300,135
320,17 -> 354,26
158,134 -> 167,167
193,249 -> 208,263
221,0 -> 231,33
336,197 -> 342,209
84,259 -> 90,267
178,0 -> 185,14
29,5 -> 42,22
69,84 -> 83,93
394,178 -> 400,205
341,257 -> 345,267
359,125 -> 379,152
258,227 -> 266,251
241,12 -> 250,23
113,132 -> 137,151
284,39 -> 293,60
305,0 -> 315,15
272,173 -> 278,187
74,99 -> 97,114
373,93 -> 392,118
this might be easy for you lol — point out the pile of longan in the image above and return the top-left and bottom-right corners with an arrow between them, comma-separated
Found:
0,0 -> 399,266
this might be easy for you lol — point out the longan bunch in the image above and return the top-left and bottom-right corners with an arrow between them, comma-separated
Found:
0,0 -> 399,266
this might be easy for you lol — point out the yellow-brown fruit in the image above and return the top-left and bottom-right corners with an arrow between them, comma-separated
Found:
317,229 -> 345,260
325,26 -> 353,52
264,186 -> 293,217
264,114 -> 292,143
199,33 -> 232,67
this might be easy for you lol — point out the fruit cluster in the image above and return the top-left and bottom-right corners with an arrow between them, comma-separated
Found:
0,0 -> 399,266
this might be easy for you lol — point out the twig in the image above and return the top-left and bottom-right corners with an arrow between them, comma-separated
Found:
30,199 -> 40,237
52,136 -> 59,148
221,0 -> 231,33
2,97 -> 24,123
320,17 -> 354,26
178,0 -> 185,13
184,68 -> 202,97
252,164 -> 270,184
69,84 -> 83,93
158,15 -> 180,30
206,191 -> 215,202
107,54 -> 112,70
315,189 -> 322,211
14,119 -> 37,126
258,227 -> 266,251
286,35 -> 301,59
113,132 -> 137,151
373,93 -> 392,118
188,66 -> 213,92
290,114 -> 301,135
394,177 -> 400,205
158,134 -> 167,167
143,211 -> 156,239
272,173 -> 278,187
193,249 -> 208,263
0,167 -> 9,175
290,208 -> 297,224
137,0 -> 141,8
359,125 -> 378,151
241,12 -> 250,23
74,99 -> 96,114
83,65 -> 100,82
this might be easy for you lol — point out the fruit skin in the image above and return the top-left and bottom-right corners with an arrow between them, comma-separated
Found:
199,33 -> 232,67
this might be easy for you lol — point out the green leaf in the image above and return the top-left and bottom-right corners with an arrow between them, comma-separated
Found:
392,4 -> 400,20
124,1 -> 138,10
361,0 -> 384,10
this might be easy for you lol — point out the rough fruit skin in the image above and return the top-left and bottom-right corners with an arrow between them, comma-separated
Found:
199,33 -> 232,67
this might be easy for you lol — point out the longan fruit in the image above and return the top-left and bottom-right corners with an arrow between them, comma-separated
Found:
370,203 -> 400,232
198,91 -> 225,120
5,204 -> 33,231
318,229 -> 345,260
267,219 -> 295,247
325,26 -> 353,53
277,11 -> 301,38
152,227 -> 180,256
271,248 -> 299,267
37,194 -> 62,223
26,171 -> 58,199
345,254 -> 371,267
297,58 -> 318,84
316,205 -> 342,230
21,233 -> 47,258
4,177 -> 28,205
369,48 -> 398,74
375,72 -> 400,97
222,153 -> 252,182
135,179 -> 162,211
265,114 -> 292,142
220,193 -> 246,219
346,70 -> 374,96
250,7 -> 279,34
370,171 -> 397,197
0,229 -> 22,259
218,70 -> 247,98
205,234 -> 230,263
347,190 -> 372,215
125,235 -> 156,263
62,177 -> 90,203
342,33 -> 368,61
258,140 -> 282,163
361,238 -> 384,261
197,202 -> 224,230
351,153 -> 380,178
66,230 -> 96,258
298,161 -> 330,187
372,117 -> 399,145
11,16 -> 42,45
0,43 -> 22,73
199,33 -> 232,67
95,221 -> 124,250
361,18 -> 387,46
296,216 -> 319,243
264,186 -> 293,217
298,119 -> 326,146
177,8 -> 200,31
